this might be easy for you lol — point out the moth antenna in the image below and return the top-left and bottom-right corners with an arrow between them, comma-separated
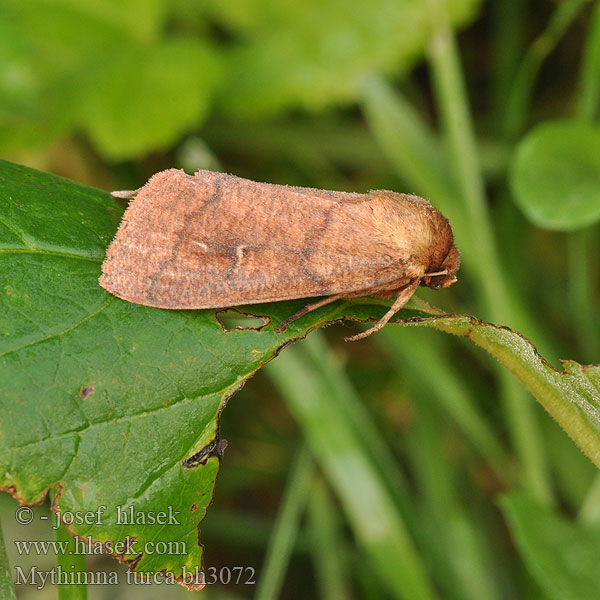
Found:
111,188 -> 142,200
275,293 -> 346,333
345,279 -> 419,342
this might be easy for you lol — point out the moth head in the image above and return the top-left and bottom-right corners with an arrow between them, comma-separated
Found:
422,245 -> 460,290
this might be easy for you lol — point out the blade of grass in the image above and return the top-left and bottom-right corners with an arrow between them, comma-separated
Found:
491,0 -> 526,136
406,393 -> 501,600
361,76 -> 455,202
579,475 -> 600,524
54,518 -> 87,600
425,0 -> 553,505
426,0 -> 514,323
306,477 -> 352,600
380,327 -> 512,484
577,1 -> 600,121
567,227 -> 599,363
255,447 -> 313,600
302,329 -> 505,597
568,2 -> 600,363
573,1 -> 600,520
0,520 -> 16,600
301,331 -> 415,519
266,339 -> 438,600
503,0 -> 592,139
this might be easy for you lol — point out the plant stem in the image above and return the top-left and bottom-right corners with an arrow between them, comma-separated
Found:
255,447 -> 313,600
491,0 -> 526,136
568,228 -> 599,362
571,2 -> 600,518
427,7 -> 512,321
426,0 -> 553,505
569,2 -> 600,363
307,477 -> 352,600
578,1 -> 600,120
54,516 -> 87,600
503,0 -> 592,140
0,520 -> 16,600
407,396 -> 501,600
301,331 -> 416,519
267,337 -> 438,600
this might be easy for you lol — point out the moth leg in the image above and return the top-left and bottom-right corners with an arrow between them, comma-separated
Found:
345,279 -> 420,342
275,293 -> 346,333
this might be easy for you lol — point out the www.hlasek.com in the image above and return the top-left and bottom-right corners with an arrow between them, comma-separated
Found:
15,535 -> 186,557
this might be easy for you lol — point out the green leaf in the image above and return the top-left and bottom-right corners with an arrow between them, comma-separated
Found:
78,38 -> 221,160
0,18 -> 38,121
501,491 -> 600,600
0,1 -> 221,159
0,159 -> 433,584
213,0 -> 482,116
397,314 -> 600,469
509,120 -> 600,230
2,159 -> 599,586
3,0 -> 169,49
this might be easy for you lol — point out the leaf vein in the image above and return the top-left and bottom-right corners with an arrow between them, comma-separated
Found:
0,297 -> 115,359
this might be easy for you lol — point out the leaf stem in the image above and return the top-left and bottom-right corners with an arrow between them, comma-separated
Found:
0,519 -> 16,600
425,0 -> 553,504
410,316 -> 600,471
255,447 -> 313,600
567,228 -> 599,362
54,515 -> 88,600
577,1 -> 600,121
569,3 -> 600,363
502,0 -> 591,139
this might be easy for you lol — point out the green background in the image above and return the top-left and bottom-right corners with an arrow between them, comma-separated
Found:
1,0 -> 600,599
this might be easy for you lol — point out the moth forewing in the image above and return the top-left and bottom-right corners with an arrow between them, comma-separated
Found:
100,169 -> 460,340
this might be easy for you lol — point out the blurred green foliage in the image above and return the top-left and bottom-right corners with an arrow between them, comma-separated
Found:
1,0 -> 600,599
0,0 -> 478,160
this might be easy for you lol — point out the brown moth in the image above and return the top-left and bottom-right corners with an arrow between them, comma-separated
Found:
100,169 -> 459,341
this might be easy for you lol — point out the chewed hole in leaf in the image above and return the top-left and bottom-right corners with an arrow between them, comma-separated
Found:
183,439 -> 228,468
79,385 -> 96,399
215,308 -> 271,332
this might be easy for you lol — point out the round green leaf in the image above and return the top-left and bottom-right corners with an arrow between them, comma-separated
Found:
510,120 -> 600,230
79,38 -> 221,160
